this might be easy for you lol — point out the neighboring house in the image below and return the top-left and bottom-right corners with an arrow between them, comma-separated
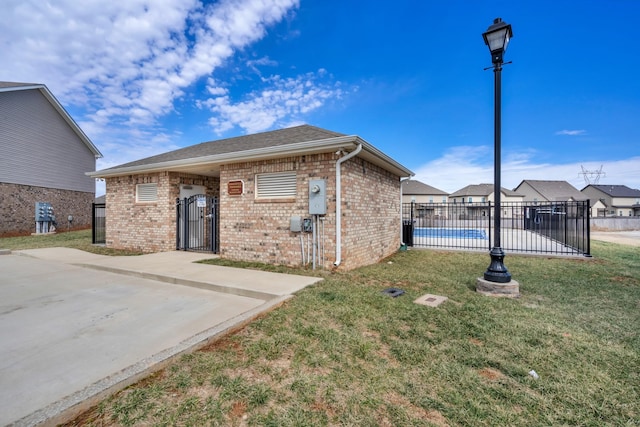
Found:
514,180 -> 585,203
448,183 -> 524,218
0,82 -> 102,236
88,125 -> 413,270
401,180 -> 448,204
401,180 -> 448,219
581,184 -> 640,217
590,199 -> 608,218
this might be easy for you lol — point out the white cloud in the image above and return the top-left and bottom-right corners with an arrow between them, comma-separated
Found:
555,129 -> 587,136
413,147 -> 640,193
0,0 -> 301,138
202,71 -> 344,134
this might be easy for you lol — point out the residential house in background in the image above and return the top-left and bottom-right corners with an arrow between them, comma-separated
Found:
401,180 -> 448,204
581,184 -> 640,217
88,125 -> 413,270
514,180 -> 585,203
0,82 -> 102,236
448,183 -> 524,219
401,179 -> 449,219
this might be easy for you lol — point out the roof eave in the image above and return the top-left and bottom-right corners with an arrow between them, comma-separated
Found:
88,135 -> 413,179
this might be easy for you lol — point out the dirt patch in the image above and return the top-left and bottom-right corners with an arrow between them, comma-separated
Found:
478,368 -> 504,381
591,231 -> 640,247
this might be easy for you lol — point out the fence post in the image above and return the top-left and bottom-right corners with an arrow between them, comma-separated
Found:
585,200 -> 592,257
487,201 -> 492,249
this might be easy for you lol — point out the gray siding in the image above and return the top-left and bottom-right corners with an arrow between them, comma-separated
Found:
0,89 -> 96,193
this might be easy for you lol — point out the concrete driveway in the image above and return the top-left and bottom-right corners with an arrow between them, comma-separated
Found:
0,249 -> 321,426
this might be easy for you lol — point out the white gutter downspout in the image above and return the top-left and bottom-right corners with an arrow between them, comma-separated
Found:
333,143 -> 363,267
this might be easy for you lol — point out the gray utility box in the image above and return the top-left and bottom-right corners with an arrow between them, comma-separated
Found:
309,179 -> 327,215
35,202 -> 54,222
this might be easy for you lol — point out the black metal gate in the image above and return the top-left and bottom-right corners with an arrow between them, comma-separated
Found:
176,195 -> 219,253
92,203 -> 106,244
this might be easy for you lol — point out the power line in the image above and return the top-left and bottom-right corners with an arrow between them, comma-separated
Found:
579,165 -> 606,185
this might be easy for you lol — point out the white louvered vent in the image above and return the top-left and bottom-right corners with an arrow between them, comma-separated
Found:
136,183 -> 158,202
256,172 -> 297,199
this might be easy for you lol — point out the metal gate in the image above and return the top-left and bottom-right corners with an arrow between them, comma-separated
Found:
176,195 -> 219,253
92,202 -> 106,244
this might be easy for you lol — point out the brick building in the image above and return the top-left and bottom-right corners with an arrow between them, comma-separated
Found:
89,125 -> 413,270
0,82 -> 102,236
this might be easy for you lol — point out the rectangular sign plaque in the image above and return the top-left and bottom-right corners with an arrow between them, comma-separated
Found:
227,180 -> 244,196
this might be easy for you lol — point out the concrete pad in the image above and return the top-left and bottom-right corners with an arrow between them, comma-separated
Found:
476,277 -> 520,298
414,294 -> 448,307
0,250 -> 321,426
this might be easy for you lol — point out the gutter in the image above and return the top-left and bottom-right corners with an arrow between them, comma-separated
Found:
333,143 -> 363,267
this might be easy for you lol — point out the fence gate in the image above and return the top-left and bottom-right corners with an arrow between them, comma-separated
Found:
176,195 -> 219,253
92,202 -> 106,244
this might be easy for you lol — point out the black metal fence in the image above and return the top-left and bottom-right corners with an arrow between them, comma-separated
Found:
92,203 -> 106,244
176,195 -> 219,253
402,200 -> 591,256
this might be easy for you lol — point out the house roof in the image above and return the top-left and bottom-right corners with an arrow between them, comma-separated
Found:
0,81 -> 102,158
401,180 -> 448,195
581,184 -> 640,198
514,180 -> 585,201
89,125 -> 413,178
450,183 -> 521,198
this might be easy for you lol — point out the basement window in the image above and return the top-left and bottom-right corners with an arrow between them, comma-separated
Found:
256,172 -> 296,199
136,183 -> 158,203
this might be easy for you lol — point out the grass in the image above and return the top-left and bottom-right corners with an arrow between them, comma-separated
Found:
5,232 -> 637,426
0,229 -> 142,255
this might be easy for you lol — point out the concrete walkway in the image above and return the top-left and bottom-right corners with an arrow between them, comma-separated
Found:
0,248 -> 322,426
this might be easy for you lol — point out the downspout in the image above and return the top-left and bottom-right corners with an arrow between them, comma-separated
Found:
334,143 -> 363,267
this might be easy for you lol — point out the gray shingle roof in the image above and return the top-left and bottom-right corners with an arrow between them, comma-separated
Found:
105,125 -> 345,170
450,184 -> 521,197
582,184 -> 640,197
401,180 -> 448,195
515,180 -> 585,201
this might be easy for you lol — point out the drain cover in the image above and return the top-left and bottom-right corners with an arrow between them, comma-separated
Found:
381,288 -> 405,298
414,294 -> 448,307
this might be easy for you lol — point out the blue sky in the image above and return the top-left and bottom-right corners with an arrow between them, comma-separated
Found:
2,0 -> 639,195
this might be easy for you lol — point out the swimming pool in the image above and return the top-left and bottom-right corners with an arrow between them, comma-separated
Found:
414,227 -> 488,240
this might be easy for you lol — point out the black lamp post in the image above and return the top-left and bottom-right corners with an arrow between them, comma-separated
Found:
482,18 -> 513,283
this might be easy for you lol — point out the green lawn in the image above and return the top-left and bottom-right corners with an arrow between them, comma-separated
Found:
0,229 -> 142,256
4,232 -> 638,426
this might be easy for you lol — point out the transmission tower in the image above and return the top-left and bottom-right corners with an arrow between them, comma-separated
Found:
579,165 -> 605,185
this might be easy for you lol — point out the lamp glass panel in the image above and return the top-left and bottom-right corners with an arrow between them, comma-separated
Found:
485,28 -> 508,52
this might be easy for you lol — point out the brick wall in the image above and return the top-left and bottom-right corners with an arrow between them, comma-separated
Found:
220,153 -> 401,270
219,154 -> 337,268
105,172 -> 218,252
0,182 -> 94,236
103,155 -> 401,270
340,158 -> 401,270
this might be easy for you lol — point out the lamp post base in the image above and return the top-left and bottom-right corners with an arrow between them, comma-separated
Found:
483,246 -> 511,283
477,246 -> 519,297
476,277 -> 520,298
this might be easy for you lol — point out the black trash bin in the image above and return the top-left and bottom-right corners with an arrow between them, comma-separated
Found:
402,219 -> 414,247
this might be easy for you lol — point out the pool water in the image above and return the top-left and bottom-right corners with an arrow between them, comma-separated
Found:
414,227 -> 488,239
